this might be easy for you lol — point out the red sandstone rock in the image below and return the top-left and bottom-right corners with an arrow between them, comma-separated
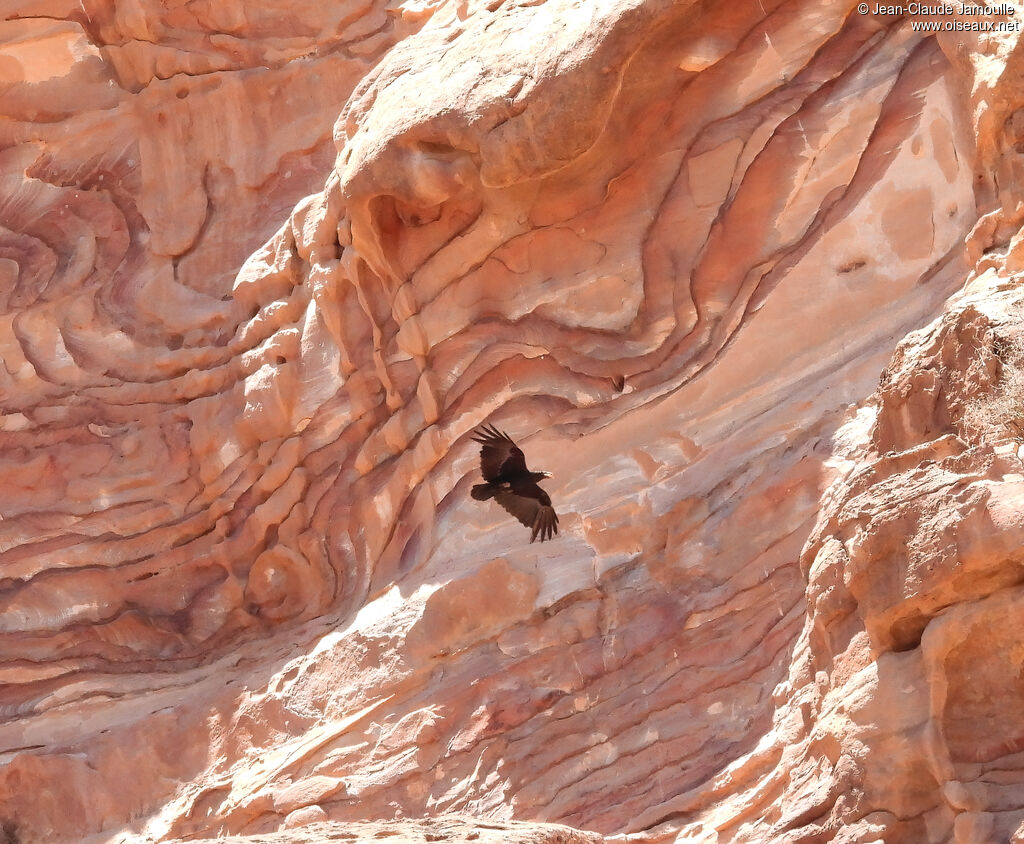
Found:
1,0 -> 1024,843
170,816 -> 604,843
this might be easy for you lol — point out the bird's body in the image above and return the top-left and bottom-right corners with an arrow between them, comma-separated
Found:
471,424 -> 558,542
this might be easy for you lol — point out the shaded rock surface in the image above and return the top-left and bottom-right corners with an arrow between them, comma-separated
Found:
2,0 -> 1024,842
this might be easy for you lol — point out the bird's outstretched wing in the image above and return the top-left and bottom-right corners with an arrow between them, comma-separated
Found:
494,487 -> 559,543
472,423 -> 528,481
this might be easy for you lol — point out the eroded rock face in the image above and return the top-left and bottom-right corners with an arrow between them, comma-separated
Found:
171,816 -> 606,843
2,0 -> 1023,841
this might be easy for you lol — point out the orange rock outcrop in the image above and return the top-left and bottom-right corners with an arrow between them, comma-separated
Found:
2,0 -> 1024,842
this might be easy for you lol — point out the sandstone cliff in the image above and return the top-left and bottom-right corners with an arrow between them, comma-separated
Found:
2,0 -> 1024,841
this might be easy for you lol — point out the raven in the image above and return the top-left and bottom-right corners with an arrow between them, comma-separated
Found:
470,424 -> 559,542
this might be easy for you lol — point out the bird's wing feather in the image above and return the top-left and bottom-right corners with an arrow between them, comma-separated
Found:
532,506 -> 558,543
493,489 -> 540,529
494,488 -> 559,543
472,424 -> 528,480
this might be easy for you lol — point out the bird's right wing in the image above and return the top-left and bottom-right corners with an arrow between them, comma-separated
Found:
472,424 -> 528,481
494,489 -> 559,543
530,504 -> 559,543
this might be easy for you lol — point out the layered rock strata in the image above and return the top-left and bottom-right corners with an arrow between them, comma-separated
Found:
1,0 -> 1023,842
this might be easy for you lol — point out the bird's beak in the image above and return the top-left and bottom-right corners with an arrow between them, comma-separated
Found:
542,471 -> 553,478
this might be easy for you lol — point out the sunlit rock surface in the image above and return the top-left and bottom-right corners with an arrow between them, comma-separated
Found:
170,816 -> 605,843
2,0 -> 1024,841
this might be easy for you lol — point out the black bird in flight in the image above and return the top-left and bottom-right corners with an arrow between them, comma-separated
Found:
471,424 -> 559,542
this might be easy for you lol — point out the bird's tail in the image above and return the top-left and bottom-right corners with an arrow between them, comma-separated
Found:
471,483 -> 496,501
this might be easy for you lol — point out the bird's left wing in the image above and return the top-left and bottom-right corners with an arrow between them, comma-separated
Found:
472,424 -> 528,480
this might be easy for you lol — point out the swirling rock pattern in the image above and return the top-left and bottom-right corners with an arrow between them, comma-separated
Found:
1,0 -> 1022,841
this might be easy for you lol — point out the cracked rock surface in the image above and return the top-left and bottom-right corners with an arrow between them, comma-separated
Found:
2,0 -> 1024,841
